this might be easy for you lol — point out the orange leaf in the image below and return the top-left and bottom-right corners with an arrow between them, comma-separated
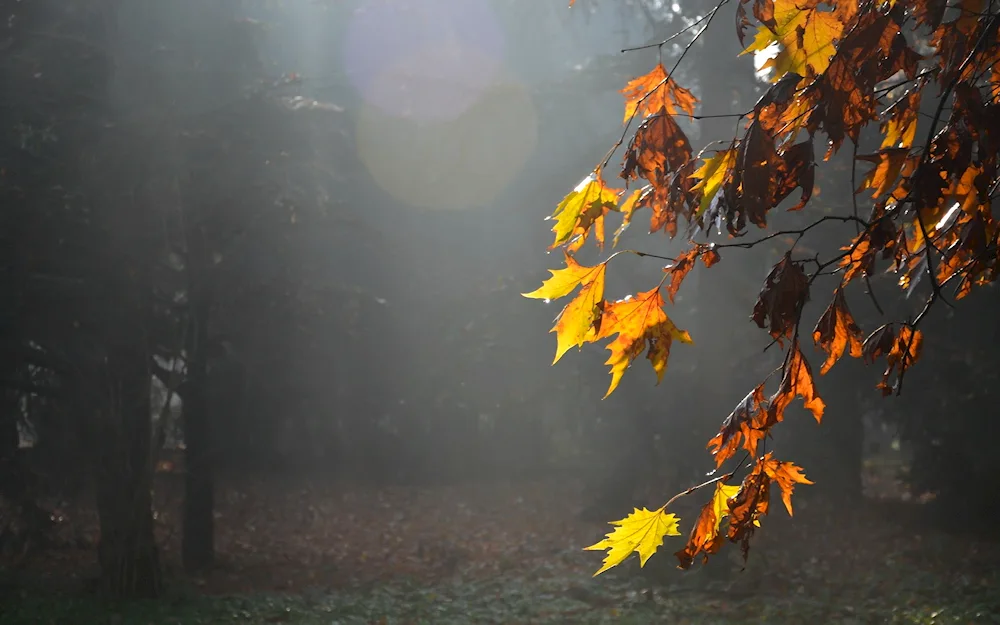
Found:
675,482 -> 740,569
596,288 -> 692,397
812,287 -> 864,374
621,64 -> 697,123
707,384 -> 768,468
856,148 -> 914,199
664,248 -> 697,304
767,339 -> 825,425
759,453 -> 813,516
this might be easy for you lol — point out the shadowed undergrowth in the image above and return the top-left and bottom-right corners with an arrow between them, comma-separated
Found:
2,476 -> 998,623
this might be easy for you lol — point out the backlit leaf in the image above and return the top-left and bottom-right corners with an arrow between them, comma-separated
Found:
596,288 -> 693,397
584,506 -> 681,576
812,287 -> 864,374
621,64 -> 697,123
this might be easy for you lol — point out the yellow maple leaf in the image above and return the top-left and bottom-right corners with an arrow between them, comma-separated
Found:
522,253 -> 605,301
612,187 -> 646,248
584,506 -> 681,576
596,288 -> 693,397
690,148 -> 736,217
548,173 -> 619,249
523,254 -> 607,363
711,482 -> 741,529
551,278 -> 605,363
743,0 -> 845,81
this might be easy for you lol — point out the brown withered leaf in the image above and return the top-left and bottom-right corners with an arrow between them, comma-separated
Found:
812,288 -> 864,375
767,339 -> 826,425
675,482 -> 739,569
701,246 -> 721,268
621,113 -> 693,185
752,253 -> 809,343
879,325 -> 923,395
663,244 -> 720,303
861,324 -> 897,364
862,324 -> 923,395
807,6 -> 913,158
664,247 -> 698,304
938,212 -> 993,299
911,0 -> 948,30
726,464 -> 769,563
773,139 -> 816,211
839,216 -> 898,284
733,120 -> 782,229
707,384 -> 768,469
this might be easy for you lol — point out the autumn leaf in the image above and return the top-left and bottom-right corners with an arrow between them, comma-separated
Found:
768,339 -> 825,425
726,465 -> 770,561
708,384 -> 768,468
664,245 -> 718,303
548,172 -> 620,249
752,253 -> 809,343
584,506 -> 681,576
675,482 -> 741,569
690,148 -> 736,217
856,148 -> 914,199
522,253 -> 604,301
522,255 -> 607,364
622,113 -> 693,184
872,324 -> 924,396
742,0 -> 846,80
812,287 -> 864,374
596,288 -> 692,397
612,187 -> 650,247
621,64 -> 697,123
759,453 -> 813,516
880,89 -> 922,149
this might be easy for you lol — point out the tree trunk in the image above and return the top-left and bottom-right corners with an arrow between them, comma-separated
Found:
182,288 -> 215,572
93,351 -> 161,599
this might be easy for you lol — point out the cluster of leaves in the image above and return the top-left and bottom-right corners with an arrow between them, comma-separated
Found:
526,0 -> 1000,575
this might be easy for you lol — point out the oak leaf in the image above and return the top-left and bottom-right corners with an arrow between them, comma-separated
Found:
584,506 -> 681,576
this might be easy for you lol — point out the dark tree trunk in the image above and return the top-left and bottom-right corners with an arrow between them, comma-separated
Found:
93,351 -> 161,599
181,280 -> 215,572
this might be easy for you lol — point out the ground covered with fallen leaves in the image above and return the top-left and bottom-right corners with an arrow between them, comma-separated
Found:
2,473 -> 998,624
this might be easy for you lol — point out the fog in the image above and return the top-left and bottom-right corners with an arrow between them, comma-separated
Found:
1,0 -> 998,622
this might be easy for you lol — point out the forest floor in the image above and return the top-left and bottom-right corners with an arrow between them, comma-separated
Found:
2,470 -> 999,624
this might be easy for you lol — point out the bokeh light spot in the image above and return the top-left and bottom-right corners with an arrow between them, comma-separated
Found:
356,61 -> 538,211
343,0 -> 505,121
